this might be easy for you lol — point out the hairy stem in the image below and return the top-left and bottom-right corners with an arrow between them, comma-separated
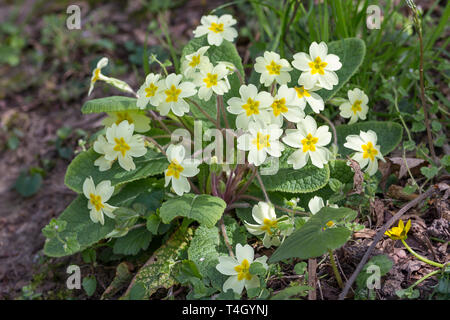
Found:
401,239 -> 444,268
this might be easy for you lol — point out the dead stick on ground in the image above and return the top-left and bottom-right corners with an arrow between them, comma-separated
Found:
308,258 -> 317,300
338,185 -> 436,300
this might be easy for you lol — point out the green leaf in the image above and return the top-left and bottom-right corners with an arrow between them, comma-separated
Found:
420,166 -> 439,179
43,179 -> 162,257
101,262 -> 133,299
269,207 -> 357,263
81,96 -> 140,114
289,38 -> 366,102
14,171 -> 42,197
146,214 -> 161,235
270,285 -> 311,300
337,121 -> 403,157
113,227 -> 152,256
181,36 -> 244,126
64,148 -> 168,193
124,227 -> 193,299
249,262 -> 266,276
294,262 -> 307,275
82,276 -> 97,297
356,255 -> 393,290
259,163 -> 330,193
188,225 -> 225,291
160,194 -> 226,227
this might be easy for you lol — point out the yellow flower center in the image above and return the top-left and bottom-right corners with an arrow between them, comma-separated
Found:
242,98 -> 260,117
385,219 -> 411,240
234,259 -> 252,281
260,218 -> 278,235
113,137 -> 131,157
271,98 -> 288,117
189,54 -> 201,68
92,68 -> 101,82
145,83 -> 158,97
165,85 -> 182,103
294,86 -> 311,99
209,22 -> 224,33
326,221 -> 334,228
308,56 -> 327,75
361,141 -> 378,161
166,160 -> 184,179
203,73 -> 218,88
89,194 -> 104,212
252,132 -> 271,151
301,133 -> 319,152
115,112 -> 134,125
266,60 -> 281,75
351,100 -> 362,114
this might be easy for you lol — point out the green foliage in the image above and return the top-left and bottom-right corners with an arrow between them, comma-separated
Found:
113,227 -> 152,256
124,227 -> 193,300
43,179 -> 160,257
159,194 -> 226,227
82,276 -> 97,297
269,206 -> 357,262
81,96 -> 140,114
259,163 -> 330,194
336,121 -> 403,157
355,255 -> 393,300
15,169 -> 43,197
64,148 -> 168,193
270,285 -> 311,300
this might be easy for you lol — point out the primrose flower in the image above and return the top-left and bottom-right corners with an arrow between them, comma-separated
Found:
282,115 -> 332,169
164,144 -> 200,196
269,85 -> 305,125
308,196 -> 338,214
193,62 -> 231,101
100,120 -> 147,171
227,84 -> 273,130
244,202 -> 293,248
82,177 -> 117,225
136,73 -> 164,109
157,74 -> 197,117
292,42 -> 342,90
339,88 -> 369,124
237,121 -> 284,166
254,51 -> 292,87
88,57 -> 108,96
193,14 -> 238,46
344,130 -> 384,176
216,244 -> 268,295
181,46 -> 211,79
385,219 -> 411,240
293,82 -> 325,114
93,135 -> 115,171
102,111 -> 151,133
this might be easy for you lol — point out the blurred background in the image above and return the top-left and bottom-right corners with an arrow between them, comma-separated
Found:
0,0 -> 448,299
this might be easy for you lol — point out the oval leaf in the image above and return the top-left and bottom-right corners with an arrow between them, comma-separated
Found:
82,96 -> 139,114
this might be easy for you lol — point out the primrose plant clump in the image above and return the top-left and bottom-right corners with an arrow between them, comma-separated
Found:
42,13 -> 404,299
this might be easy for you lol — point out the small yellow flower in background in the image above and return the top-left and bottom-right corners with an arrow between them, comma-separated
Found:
88,57 -> 108,96
193,15 -> 238,46
83,177 -> 117,225
215,244 -> 268,295
339,88 -> 369,124
102,111 -> 151,133
344,130 -> 385,176
254,51 -> 292,87
385,219 -> 411,240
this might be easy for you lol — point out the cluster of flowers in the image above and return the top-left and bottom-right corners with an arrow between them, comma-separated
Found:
82,13 -> 387,295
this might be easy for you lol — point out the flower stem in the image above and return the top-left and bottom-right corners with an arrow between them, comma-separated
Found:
406,269 -> 441,291
401,239 -> 444,268
328,249 -> 344,289
255,167 -> 270,203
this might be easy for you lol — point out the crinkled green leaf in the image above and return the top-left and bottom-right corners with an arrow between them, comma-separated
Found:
64,148 -> 168,193
82,96 -> 139,114
43,179 -> 162,257
113,227 -> 152,256
124,227 -> 193,299
181,36 -> 244,127
269,207 -> 357,262
337,121 -> 403,157
289,38 -> 366,102
159,194 -> 226,227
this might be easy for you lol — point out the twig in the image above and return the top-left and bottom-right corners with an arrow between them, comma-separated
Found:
144,136 -> 166,156
220,216 -> 235,258
255,168 -> 270,203
308,258 -> 317,300
338,185 -> 436,300
149,110 -> 172,135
